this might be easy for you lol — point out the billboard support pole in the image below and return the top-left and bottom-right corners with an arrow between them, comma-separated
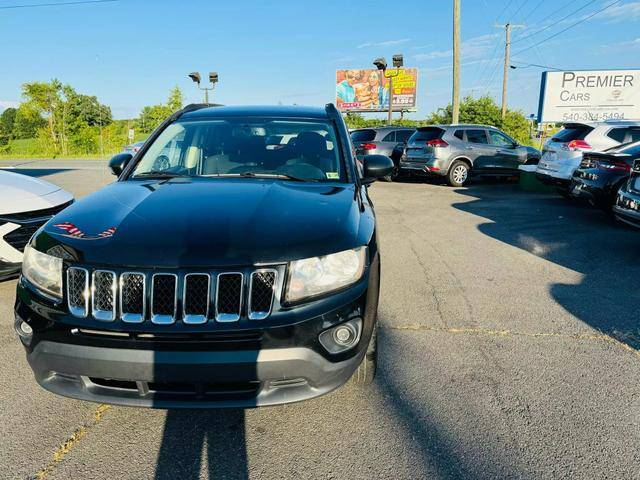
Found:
387,75 -> 393,124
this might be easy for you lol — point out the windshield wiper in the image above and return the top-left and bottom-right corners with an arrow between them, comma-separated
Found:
205,172 -> 318,182
133,171 -> 190,179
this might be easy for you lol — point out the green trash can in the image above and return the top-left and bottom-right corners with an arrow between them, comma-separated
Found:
518,165 -> 555,193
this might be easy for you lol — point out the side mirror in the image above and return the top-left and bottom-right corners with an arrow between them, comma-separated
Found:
109,153 -> 133,176
362,154 -> 394,183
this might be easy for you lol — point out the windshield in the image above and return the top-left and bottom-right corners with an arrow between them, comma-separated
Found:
130,118 -> 345,182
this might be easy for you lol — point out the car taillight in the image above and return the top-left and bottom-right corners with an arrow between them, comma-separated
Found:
426,138 -> 448,148
133,147 -> 140,153
599,160 -> 631,172
566,140 -> 591,151
361,143 -> 376,151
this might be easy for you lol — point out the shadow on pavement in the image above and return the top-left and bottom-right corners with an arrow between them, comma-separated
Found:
155,409 -> 247,479
3,168 -> 75,178
452,183 -> 640,348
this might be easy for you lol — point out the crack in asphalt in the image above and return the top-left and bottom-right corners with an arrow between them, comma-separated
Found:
382,324 -> 640,358
30,404 -> 111,480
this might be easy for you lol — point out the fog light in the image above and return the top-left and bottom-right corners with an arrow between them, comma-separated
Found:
333,325 -> 356,346
319,318 -> 362,354
19,321 -> 33,335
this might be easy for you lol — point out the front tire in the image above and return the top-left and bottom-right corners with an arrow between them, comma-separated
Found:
447,160 -> 470,187
351,325 -> 377,386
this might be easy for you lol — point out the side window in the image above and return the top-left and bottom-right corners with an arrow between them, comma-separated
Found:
396,130 -> 413,143
607,128 -> 628,143
466,129 -> 489,145
629,129 -> 640,143
453,130 -> 464,140
382,131 -> 396,142
489,130 -> 514,146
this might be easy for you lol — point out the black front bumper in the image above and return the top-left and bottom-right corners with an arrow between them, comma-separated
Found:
15,257 -> 380,408
26,338 -> 364,408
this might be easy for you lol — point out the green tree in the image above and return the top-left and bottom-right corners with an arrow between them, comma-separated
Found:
0,108 -> 17,145
138,86 -> 184,134
12,104 -> 46,139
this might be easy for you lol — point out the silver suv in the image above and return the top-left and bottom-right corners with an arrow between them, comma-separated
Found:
536,121 -> 640,194
401,125 -> 540,187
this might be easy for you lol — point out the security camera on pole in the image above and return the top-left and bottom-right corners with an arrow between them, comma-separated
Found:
373,54 -> 404,124
188,71 -> 219,104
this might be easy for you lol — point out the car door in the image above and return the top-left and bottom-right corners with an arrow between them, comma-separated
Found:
463,129 -> 495,170
488,129 -> 521,171
377,130 -> 397,156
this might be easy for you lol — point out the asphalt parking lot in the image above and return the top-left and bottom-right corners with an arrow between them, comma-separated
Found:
1,159 -> 639,479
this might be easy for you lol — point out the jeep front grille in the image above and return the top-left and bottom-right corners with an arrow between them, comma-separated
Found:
120,273 -> 145,323
67,267 -> 89,318
183,273 -> 210,324
216,273 -> 243,322
92,270 -> 116,321
151,274 -> 178,324
248,270 -> 277,320
65,267 -> 280,324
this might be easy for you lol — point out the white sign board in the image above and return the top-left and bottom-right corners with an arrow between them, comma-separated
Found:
128,128 -> 135,141
538,69 -> 640,123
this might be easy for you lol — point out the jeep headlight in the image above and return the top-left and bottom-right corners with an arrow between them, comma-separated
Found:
22,245 -> 63,299
285,247 -> 366,303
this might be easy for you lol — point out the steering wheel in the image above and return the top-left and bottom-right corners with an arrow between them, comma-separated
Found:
152,155 -> 171,171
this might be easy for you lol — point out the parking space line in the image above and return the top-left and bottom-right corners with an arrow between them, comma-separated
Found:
33,404 -> 111,480
383,325 -> 640,358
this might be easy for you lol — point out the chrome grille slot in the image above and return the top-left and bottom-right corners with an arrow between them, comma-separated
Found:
91,270 -> 116,321
151,274 -> 178,324
216,273 -> 243,322
67,267 -> 89,318
183,273 -> 210,324
248,269 -> 277,320
120,273 -> 146,323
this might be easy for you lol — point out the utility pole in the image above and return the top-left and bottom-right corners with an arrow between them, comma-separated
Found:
452,0 -> 460,124
496,23 -> 524,120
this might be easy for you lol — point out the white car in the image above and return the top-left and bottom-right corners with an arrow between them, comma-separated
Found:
536,121 -> 640,194
0,170 -> 74,280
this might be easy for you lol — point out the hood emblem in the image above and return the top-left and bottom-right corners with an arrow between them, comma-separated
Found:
53,222 -> 117,240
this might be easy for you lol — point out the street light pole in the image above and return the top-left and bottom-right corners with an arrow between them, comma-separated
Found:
188,71 -> 218,104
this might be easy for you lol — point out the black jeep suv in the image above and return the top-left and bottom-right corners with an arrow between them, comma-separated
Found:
15,104 -> 392,408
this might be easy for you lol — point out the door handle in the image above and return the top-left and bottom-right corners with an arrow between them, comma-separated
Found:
465,146 -> 474,150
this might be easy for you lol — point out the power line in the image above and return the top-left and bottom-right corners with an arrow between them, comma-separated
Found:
525,0 -> 581,27
0,0 -> 116,10
512,0 -> 623,55
511,0 -> 598,44
509,0 -> 529,21
510,61 -> 562,70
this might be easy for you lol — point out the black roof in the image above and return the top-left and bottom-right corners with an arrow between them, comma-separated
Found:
180,104 -> 330,120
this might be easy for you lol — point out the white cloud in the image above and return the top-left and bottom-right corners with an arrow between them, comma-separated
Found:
600,1 -> 640,22
413,33 -> 499,62
0,100 -> 18,111
597,37 -> 640,53
356,38 -> 411,49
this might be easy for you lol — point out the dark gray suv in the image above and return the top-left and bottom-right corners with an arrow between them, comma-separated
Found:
351,126 -> 415,180
401,125 -> 540,186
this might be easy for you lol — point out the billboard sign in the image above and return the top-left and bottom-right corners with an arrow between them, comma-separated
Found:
336,68 -> 418,112
538,69 -> 640,123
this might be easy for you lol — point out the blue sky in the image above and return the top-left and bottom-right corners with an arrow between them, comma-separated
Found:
0,0 -> 639,119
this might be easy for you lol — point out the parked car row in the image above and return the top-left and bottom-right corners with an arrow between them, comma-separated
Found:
535,121 -> 640,196
351,124 -> 541,186
350,120 -> 640,232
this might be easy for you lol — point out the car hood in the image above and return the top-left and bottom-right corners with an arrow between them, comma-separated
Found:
0,170 -> 69,214
38,178 -> 364,267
